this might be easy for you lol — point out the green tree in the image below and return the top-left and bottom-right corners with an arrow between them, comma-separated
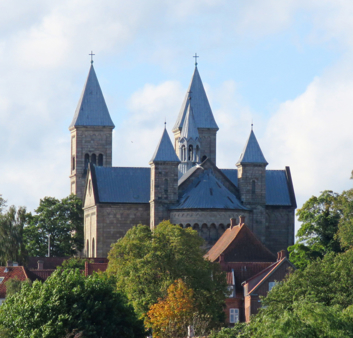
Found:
107,221 -> 227,330
335,189 -> 353,249
0,269 -> 146,338
0,206 -> 28,265
288,190 -> 343,269
4,277 -> 31,297
24,195 -> 83,257
60,257 -> 93,270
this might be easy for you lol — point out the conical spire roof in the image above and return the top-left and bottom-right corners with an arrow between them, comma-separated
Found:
69,65 -> 115,129
150,127 -> 180,163
173,67 -> 218,131
180,104 -> 199,140
237,130 -> 268,165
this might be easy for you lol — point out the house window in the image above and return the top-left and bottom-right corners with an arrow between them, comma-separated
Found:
227,285 -> 235,298
229,308 -> 239,323
72,156 -> 75,171
269,281 -> 277,291
91,154 -> 97,165
0,277 -> 4,284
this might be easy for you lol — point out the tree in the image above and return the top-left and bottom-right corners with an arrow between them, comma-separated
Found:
60,257 -> 93,270
4,277 -> 31,297
0,206 -> 28,265
107,221 -> 227,330
335,189 -> 353,249
24,195 -> 84,257
0,269 -> 146,338
147,279 -> 195,338
288,190 -> 343,269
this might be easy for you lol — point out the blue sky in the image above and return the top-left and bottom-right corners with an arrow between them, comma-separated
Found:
1,1 -> 353,234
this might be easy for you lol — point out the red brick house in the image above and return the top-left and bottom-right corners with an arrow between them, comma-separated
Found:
205,216 -> 294,323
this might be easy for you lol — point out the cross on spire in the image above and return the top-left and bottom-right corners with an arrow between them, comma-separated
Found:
193,53 -> 199,67
89,51 -> 95,64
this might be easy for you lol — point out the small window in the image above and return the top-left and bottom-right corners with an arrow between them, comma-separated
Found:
269,281 -> 277,291
0,277 -> 4,284
229,308 -> 239,323
86,240 -> 89,257
98,154 -> 103,166
72,156 -> 75,171
227,285 -> 235,298
188,145 -> 193,161
92,238 -> 95,258
84,154 -> 90,170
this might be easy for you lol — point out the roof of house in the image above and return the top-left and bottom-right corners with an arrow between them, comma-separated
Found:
236,130 -> 267,165
27,269 -> 55,282
26,257 -> 70,270
150,128 -> 180,163
92,166 -> 151,204
173,67 -> 218,131
180,105 -> 199,141
204,223 -> 276,263
0,266 -> 29,298
172,169 -> 246,210
69,65 -> 115,129
243,258 -> 294,295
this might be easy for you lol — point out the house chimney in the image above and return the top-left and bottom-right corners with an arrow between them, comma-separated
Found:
37,260 -> 44,270
6,260 -> 13,267
277,250 -> 287,261
230,218 -> 237,229
239,215 -> 245,225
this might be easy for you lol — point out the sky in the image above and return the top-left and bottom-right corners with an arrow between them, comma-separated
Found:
1,0 -> 353,235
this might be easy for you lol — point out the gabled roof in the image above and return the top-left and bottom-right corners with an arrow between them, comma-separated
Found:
173,67 -> 218,131
172,169 -> 246,210
150,127 -> 180,163
0,266 -> 29,298
180,105 -> 199,141
69,65 -> 115,129
92,166 -> 151,204
244,258 -> 294,295
237,130 -> 267,165
204,223 -> 276,263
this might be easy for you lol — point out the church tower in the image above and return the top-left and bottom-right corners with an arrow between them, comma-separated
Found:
178,102 -> 201,176
173,64 -> 218,165
69,62 -> 115,200
236,128 -> 268,240
150,126 -> 180,230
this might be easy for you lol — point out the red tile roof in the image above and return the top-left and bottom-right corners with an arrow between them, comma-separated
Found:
0,266 -> 29,298
204,223 -> 276,263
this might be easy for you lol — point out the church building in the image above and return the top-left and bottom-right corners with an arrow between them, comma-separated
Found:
69,61 -> 296,258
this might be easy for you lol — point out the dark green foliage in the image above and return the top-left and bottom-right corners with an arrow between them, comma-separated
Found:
24,195 -> 83,257
0,269 -> 146,338
107,221 -> 227,330
336,189 -> 353,249
4,277 -> 31,297
288,190 -> 343,269
0,205 -> 28,265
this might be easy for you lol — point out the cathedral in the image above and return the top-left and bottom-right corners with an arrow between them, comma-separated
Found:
69,61 -> 296,258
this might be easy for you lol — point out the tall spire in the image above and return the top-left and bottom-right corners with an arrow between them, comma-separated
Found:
237,130 -> 268,165
180,104 -> 199,141
150,128 -> 180,163
69,65 -> 115,129
173,67 -> 218,131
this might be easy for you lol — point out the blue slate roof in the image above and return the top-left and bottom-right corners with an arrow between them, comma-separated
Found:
220,169 -> 292,206
69,65 -> 115,128
173,67 -> 218,131
94,166 -> 150,203
150,128 -> 180,163
172,169 -> 247,210
180,105 -> 199,141
237,130 -> 267,165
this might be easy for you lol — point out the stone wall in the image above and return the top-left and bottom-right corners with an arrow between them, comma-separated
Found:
69,126 -> 113,200
198,128 -> 217,164
84,203 -> 150,258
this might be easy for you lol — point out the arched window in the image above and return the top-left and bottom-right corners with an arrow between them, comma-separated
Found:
98,154 -> 103,166
92,238 -> 95,258
252,180 -> 256,194
91,154 -> 97,165
84,154 -> 90,170
182,145 -> 186,161
188,145 -> 193,161
201,155 -> 207,162
72,157 -> 75,171
196,146 -> 200,162
86,240 -> 89,257
164,179 -> 168,198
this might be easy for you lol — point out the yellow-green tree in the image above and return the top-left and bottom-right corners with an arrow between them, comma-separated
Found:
147,279 -> 194,338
